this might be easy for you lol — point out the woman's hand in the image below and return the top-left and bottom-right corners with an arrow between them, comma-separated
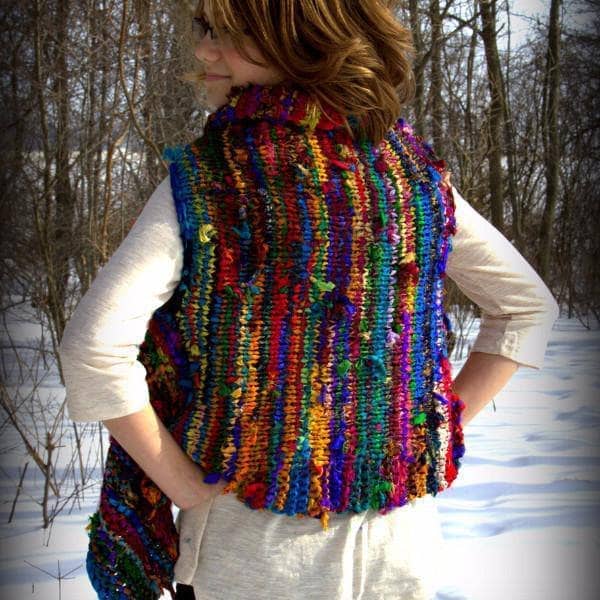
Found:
103,404 -> 226,510
452,351 -> 519,427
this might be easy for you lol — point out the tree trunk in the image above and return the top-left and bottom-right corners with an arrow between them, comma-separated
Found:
429,0 -> 445,157
135,0 -> 157,193
538,0 -> 562,280
408,0 -> 425,136
502,2 -> 522,247
462,25 -> 478,193
478,0 -> 505,233
51,0 -> 75,341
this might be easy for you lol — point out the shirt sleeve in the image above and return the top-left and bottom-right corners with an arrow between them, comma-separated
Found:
446,188 -> 559,369
59,176 -> 184,422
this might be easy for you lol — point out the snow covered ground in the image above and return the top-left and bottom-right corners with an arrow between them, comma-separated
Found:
0,316 -> 599,599
435,317 -> 600,600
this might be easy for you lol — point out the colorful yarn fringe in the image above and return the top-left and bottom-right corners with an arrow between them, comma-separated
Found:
87,82 -> 465,598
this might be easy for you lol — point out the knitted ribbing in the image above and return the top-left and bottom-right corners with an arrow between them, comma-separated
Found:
86,83 -> 465,599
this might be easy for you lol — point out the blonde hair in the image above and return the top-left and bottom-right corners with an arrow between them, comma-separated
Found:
196,0 -> 414,143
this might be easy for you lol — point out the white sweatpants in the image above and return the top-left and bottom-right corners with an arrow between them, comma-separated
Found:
175,492 -> 446,600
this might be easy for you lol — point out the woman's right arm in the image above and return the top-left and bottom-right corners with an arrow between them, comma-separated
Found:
59,176 -> 223,508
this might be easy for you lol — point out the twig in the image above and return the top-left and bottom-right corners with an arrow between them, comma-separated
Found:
8,461 -> 29,523
117,0 -> 165,170
24,559 -> 83,600
72,421 -> 85,500
0,384 -> 59,496
42,431 -> 55,529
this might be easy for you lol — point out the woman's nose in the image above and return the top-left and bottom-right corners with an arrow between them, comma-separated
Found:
195,34 -> 220,63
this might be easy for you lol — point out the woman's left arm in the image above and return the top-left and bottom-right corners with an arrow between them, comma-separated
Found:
446,189 -> 560,426
452,352 -> 518,426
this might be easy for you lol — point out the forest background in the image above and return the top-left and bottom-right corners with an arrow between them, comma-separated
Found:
0,0 -> 598,538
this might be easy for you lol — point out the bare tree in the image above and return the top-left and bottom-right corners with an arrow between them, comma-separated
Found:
0,0 -> 204,525
538,0 -> 562,281
478,0 -> 505,233
408,0 -> 426,135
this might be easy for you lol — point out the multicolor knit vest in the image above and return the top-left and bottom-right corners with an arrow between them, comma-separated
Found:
86,83 -> 465,598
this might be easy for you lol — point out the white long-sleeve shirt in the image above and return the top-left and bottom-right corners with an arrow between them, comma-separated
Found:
58,178 -> 559,598
59,177 -> 559,423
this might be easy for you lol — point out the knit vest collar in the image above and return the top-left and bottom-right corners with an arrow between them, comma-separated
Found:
206,82 -> 345,131
86,82 -> 466,599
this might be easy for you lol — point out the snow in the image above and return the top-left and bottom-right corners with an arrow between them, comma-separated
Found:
435,318 -> 600,600
1,317 -> 599,599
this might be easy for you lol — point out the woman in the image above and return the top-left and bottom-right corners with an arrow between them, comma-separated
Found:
59,1 -> 559,599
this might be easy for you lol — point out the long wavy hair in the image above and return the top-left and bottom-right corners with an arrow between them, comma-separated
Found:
195,0 -> 415,143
